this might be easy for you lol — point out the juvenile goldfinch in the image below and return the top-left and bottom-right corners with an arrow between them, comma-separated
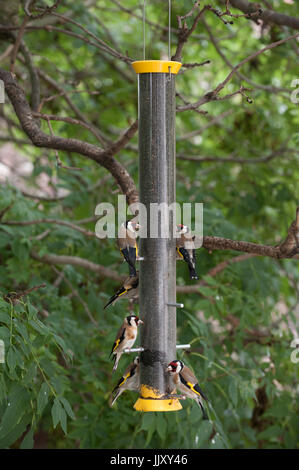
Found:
110,356 -> 140,406
117,220 -> 140,277
104,274 -> 139,309
166,360 -> 208,419
110,315 -> 144,372
176,224 -> 199,280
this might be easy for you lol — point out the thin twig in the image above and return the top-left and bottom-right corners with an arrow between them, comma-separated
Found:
3,218 -> 96,238
177,147 -> 297,164
177,32 -> 299,111
202,17 -> 290,94
10,16 -> 29,73
46,117 -> 83,171
3,283 -> 46,305
33,111 -> 104,145
50,266 -> 98,325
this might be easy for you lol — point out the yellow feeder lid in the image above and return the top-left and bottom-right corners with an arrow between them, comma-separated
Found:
132,60 -> 182,75
134,384 -> 182,412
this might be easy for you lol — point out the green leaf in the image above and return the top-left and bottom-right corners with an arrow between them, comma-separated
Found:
263,400 -> 290,419
53,334 -> 70,356
28,318 -> 49,336
140,413 -> 155,432
0,232 -> 10,249
202,276 -> 220,286
37,383 -> 50,416
0,375 -> 7,402
210,433 -> 226,449
0,225 -> 15,235
0,193 -> 13,211
11,238 -> 29,261
22,362 -> 37,385
60,396 -> 75,420
0,414 -> 31,449
197,286 -> 216,297
195,420 -> 213,447
0,384 -> 30,439
6,347 -> 17,373
26,301 -> 38,320
257,425 -> 282,440
51,397 -> 68,434
229,380 -> 238,407
14,322 -> 30,342
51,397 -> 63,429
60,407 -> 67,435
20,427 -> 35,449
0,312 -> 10,326
156,413 -> 167,441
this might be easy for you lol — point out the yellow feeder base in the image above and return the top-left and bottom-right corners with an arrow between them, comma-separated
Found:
134,385 -> 182,412
134,397 -> 182,412
132,60 -> 182,75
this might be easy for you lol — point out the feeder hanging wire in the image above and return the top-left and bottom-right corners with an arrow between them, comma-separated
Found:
143,0 -> 146,60
142,0 -> 172,60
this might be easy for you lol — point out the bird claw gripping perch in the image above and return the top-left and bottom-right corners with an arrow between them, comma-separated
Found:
110,315 -> 144,372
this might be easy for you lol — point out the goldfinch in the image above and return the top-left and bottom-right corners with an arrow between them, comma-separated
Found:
110,315 -> 144,371
110,356 -> 140,406
104,274 -> 139,309
176,224 -> 199,280
117,220 -> 140,277
166,360 -> 208,419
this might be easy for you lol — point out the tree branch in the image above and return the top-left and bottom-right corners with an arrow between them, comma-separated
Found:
177,146 -> 297,164
177,253 -> 257,294
227,0 -> 299,30
50,265 -> 98,325
10,16 -> 29,74
202,17 -> 290,94
2,218 -> 97,238
30,251 -> 124,282
28,208 -> 299,295
172,3 -> 209,62
35,67 -> 109,147
202,206 -> 299,259
177,109 -> 233,141
177,31 -> 299,111
0,68 -> 139,205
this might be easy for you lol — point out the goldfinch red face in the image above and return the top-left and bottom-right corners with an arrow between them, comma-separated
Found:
126,220 -> 141,233
132,222 -> 141,230
176,224 -> 188,235
167,360 -> 183,374
126,315 -> 144,326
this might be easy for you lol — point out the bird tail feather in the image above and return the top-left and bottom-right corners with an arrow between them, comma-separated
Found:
110,389 -> 122,406
198,399 -> 208,420
179,247 -> 198,279
104,294 -> 118,309
121,248 -> 137,277
188,266 -> 199,280
112,354 -> 120,372
128,264 -> 137,277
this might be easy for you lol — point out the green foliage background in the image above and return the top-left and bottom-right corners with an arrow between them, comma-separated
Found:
0,0 -> 298,449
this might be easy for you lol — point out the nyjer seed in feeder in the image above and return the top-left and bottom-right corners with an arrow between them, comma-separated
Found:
131,0 -> 184,412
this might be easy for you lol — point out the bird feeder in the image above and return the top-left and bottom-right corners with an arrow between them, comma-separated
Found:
131,59 -> 182,411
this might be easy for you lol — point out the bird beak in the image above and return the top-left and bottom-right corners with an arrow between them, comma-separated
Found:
135,224 -> 141,229
166,366 -> 172,372
138,319 -> 144,325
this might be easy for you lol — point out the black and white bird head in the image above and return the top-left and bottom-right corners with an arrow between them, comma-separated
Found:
126,315 -> 144,326
125,220 -> 141,234
166,360 -> 184,374
176,224 -> 189,235
133,356 -> 140,366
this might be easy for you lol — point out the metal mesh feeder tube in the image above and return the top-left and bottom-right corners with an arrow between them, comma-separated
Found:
131,60 -> 182,412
